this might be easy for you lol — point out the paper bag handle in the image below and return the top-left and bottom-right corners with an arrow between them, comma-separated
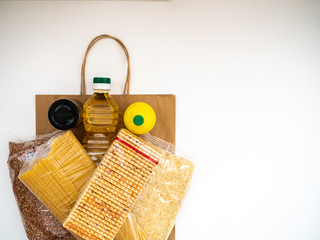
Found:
81,34 -> 131,95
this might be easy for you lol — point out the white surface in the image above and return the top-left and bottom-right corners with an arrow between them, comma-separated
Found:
1,0 -> 320,239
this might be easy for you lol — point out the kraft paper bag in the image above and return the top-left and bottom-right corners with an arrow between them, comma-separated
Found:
35,34 -> 176,240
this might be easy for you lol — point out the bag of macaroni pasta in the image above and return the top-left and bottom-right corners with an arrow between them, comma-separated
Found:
115,133 -> 194,240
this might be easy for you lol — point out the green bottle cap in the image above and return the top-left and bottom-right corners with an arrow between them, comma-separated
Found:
93,77 -> 111,84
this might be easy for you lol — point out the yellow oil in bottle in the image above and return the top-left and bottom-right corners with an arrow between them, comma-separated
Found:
83,77 -> 119,163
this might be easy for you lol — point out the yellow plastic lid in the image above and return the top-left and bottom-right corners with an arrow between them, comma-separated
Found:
124,102 -> 156,135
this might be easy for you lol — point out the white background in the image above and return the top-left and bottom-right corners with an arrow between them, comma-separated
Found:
1,0 -> 320,239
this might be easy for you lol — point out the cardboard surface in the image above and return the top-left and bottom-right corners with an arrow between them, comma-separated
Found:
35,94 -> 176,240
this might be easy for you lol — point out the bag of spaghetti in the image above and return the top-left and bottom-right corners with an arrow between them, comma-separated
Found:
18,130 -> 96,225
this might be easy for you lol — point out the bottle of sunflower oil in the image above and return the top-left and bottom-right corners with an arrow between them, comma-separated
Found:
82,77 -> 119,164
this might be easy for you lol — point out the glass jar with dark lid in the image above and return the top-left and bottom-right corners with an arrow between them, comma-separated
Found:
48,99 -> 82,130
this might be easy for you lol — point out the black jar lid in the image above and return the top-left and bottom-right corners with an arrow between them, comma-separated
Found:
48,99 -> 80,130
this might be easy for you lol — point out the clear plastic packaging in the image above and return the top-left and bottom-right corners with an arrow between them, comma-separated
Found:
12,129 -> 194,240
115,213 -> 148,240
7,132 -> 76,239
13,129 -> 147,240
18,130 -> 96,224
115,133 -> 194,240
